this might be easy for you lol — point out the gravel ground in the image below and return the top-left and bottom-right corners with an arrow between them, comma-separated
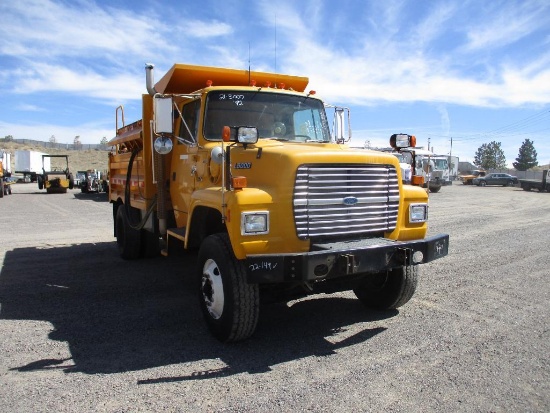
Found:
0,182 -> 548,412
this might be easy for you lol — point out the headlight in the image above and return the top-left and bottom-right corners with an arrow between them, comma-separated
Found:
409,203 -> 428,223
241,211 -> 269,235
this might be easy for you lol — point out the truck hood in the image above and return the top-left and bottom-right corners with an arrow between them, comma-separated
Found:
226,141 -> 401,189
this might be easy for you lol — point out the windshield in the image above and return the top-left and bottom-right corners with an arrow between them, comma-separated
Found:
433,158 -> 448,170
204,91 -> 331,142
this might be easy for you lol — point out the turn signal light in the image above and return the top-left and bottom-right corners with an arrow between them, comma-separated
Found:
411,175 -> 424,186
222,126 -> 231,142
232,176 -> 247,190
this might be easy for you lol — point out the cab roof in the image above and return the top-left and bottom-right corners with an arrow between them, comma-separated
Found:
154,63 -> 309,94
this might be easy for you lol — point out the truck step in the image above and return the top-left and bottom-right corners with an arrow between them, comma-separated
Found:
161,227 -> 187,256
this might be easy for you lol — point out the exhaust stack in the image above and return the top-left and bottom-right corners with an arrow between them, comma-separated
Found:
145,63 -> 157,96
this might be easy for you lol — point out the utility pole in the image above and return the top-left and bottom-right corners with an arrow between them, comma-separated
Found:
449,137 -> 453,178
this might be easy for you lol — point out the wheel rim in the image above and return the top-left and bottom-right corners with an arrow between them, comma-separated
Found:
201,259 -> 225,320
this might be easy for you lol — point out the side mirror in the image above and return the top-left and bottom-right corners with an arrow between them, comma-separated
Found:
154,96 -> 174,134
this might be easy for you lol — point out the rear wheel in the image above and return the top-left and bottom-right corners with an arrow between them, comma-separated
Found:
197,233 -> 259,342
0,181 -> 4,198
115,204 -> 141,259
353,265 -> 419,309
37,176 -> 43,190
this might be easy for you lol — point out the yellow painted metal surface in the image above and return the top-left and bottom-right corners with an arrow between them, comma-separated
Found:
155,63 -> 309,94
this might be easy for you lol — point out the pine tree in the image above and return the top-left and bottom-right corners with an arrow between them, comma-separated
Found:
474,141 -> 506,170
512,139 -> 538,171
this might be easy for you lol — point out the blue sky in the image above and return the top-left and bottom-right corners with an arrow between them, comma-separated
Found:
1,0 -> 549,167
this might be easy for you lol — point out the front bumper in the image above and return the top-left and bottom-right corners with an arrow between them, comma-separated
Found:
246,234 -> 449,284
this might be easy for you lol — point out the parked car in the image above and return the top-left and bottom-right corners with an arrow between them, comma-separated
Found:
473,173 -> 518,187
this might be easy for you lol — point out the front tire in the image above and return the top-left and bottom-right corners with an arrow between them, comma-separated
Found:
480,181 -> 486,187
197,233 -> 259,342
353,265 -> 419,309
115,204 -> 141,260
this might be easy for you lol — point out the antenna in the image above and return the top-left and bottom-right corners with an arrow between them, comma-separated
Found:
248,42 -> 251,85
274,14 -> 277,73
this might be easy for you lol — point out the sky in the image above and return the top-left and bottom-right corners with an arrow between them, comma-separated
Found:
1,0 -> 549,167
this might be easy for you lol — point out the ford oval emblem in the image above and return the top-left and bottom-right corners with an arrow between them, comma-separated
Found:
343,196 -> 358,206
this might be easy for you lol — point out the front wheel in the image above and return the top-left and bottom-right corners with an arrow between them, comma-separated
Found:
480,181 -> 486,187
353,265 -> 419,309
197,233 -> 259,342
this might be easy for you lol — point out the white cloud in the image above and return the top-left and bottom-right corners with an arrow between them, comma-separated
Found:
12,63 -> 144,101
16,104 -> 44,112
463,1 -> 549,51
186,19 -> 233,38
0,0 -> 173,59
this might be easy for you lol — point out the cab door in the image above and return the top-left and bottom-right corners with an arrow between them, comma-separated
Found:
169,99 -> 201,228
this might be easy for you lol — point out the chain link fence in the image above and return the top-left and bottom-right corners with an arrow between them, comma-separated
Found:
10,138 -> 110,151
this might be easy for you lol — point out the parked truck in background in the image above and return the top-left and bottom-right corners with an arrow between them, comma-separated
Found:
80,169 -> 108,193
382,147 -> 450,192
15,150 -> 49,182
410,149 -> 451,193
37,154 -> 74,193
518,170 -> 550,192
1,149 -> 13,197
108,63 -> 449,342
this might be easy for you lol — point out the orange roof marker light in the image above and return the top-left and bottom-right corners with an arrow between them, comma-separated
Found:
265,81 -> 271,87
250,79 -> 257,86
206,79 -> 213,87
279,83 -> 285,89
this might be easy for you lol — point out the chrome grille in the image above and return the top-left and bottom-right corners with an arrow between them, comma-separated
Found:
293,164 -> 399,239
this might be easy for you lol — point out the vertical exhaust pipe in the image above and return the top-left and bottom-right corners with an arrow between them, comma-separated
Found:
145,63 -> 157,96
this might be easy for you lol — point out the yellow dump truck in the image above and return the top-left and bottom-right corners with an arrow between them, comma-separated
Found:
108,63 -> 449,342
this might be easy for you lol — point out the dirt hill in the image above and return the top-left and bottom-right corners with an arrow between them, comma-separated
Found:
1,141 -> 109,176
